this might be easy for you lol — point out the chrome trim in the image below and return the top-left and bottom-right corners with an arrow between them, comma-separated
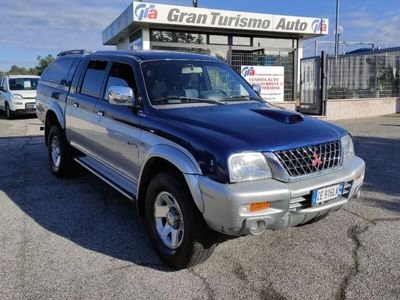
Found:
265,141 -> 345,183
154,191 -> 184,249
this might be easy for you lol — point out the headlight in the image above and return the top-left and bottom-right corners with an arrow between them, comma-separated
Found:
12,94 -> 23,100
341,135 -> 355,158
228,152 -> 272,183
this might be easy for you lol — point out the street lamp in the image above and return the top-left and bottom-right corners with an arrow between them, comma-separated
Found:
334,0 -> 340,61
336,25 -> 344,54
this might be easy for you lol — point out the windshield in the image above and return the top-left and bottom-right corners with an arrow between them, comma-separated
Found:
142,60 -> 263,106
9,78 -> 39,91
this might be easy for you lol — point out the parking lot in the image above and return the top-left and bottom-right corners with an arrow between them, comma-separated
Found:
0,113 -> 399,300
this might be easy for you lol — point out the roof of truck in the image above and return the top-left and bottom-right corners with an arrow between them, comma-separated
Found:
6,75 -> 40,79
92,50 -> 220,62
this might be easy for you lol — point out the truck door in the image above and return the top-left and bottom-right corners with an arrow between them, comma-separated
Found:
91,60 -> 141,183
66,59 -> 109,156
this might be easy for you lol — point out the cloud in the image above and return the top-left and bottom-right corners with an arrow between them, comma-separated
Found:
344,12 -> 400,48
0,0 -> 125,51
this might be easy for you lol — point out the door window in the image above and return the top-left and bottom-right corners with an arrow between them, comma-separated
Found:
41,57 -> 79,86
104,62 -> 137,100
80,60 -> 108,98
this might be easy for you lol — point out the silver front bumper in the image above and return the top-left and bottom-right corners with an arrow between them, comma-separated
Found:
195,155 -> 365,236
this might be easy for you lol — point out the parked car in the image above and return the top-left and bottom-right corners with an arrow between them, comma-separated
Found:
0,75 -> 40,119
36,50 -> 365,269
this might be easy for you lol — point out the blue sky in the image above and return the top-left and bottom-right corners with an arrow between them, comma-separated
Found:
1,0 -> 399,71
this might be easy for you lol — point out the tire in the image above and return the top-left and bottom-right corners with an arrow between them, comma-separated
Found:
5,103 -> 13,119
47,125 -> 76,177
145,171 -> 217,269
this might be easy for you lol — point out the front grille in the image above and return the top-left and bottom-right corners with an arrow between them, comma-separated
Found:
25,103 -> 36,111
274,140 -> 342,178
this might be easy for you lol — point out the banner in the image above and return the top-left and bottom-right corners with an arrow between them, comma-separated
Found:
241,66 -> 285,102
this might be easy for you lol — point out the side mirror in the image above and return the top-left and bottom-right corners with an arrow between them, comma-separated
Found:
252,84 -> 262,95
107,86 -> 134,106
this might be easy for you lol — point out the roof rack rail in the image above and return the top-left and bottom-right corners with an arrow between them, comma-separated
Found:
57,49 -> 91,57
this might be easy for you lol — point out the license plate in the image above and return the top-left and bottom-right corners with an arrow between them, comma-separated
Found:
26,103 -> 36,109
311,183 -> 344,206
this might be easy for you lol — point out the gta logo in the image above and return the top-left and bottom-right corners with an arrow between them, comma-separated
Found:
242,67 -> 256,77
135,3 -> 158,21
312,19 -> 327,33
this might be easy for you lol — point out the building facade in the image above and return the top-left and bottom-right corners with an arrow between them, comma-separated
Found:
102,1 -> 329,103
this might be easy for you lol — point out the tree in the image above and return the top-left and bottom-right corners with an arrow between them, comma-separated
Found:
0,54 -> 54,76
35,54 -> 55,76
7,65 -> 32,75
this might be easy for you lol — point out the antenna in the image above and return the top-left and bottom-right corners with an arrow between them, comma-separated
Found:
193,0 -> 198,7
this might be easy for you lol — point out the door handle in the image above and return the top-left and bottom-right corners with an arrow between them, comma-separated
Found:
73,102 -> 79,108
97,110 -> 105,117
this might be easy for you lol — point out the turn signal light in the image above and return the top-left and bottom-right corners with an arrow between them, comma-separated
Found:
250,202 -> 271,212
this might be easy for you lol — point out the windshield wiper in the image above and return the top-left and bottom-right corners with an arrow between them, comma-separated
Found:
226,95 -> 265,103
153,96 -> 226,105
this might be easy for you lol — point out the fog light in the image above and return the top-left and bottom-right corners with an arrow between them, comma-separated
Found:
248,220 -> 267,236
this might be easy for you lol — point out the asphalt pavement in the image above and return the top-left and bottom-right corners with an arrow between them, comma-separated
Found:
0,113 -> 399,300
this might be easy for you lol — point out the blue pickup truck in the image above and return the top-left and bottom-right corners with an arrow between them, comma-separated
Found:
36,50 -> 365,269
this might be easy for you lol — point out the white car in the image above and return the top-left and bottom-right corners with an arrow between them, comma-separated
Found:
0,75 -> 40,119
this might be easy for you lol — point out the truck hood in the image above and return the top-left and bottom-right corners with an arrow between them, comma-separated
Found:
10,90 -> 37,99
156,103 -> 347,153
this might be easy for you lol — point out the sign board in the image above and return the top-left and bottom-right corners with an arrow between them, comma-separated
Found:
131,2 -> 329,35
241,66 -> 285,102
103,2 -> 329,44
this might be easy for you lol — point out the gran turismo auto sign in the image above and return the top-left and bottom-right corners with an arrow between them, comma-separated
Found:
133,2 -> 328,35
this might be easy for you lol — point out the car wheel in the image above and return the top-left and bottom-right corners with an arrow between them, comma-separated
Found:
5,103 -> 12,119
47,125 -> 75,177
145,171 -> 217,269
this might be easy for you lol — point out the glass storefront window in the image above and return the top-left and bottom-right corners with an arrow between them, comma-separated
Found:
151,30 -> 206,44
149,31 -> 297,101
209,35 -> 229,45
232,36 -> 251,46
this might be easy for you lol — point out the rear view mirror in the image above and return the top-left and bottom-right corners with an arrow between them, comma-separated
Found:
182,66 -> 203,74
252,84 -> 262,95
107,86 -> 134,106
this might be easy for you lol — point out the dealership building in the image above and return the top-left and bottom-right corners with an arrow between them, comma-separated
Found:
102,1 -> 328,105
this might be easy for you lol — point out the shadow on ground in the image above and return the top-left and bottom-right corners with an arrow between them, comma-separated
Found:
0,136 -> 171,271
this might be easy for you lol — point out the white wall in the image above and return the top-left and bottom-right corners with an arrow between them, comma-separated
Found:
142,27 -> 151,50
116,38 -> 129,50
297,39 -> 304,98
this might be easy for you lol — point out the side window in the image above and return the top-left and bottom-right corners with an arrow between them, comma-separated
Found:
41,57 -> 79,86
80,60 -> 108,98
104,62 -> 137,100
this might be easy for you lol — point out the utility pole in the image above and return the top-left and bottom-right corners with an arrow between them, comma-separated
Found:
335,0 -> 340,62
